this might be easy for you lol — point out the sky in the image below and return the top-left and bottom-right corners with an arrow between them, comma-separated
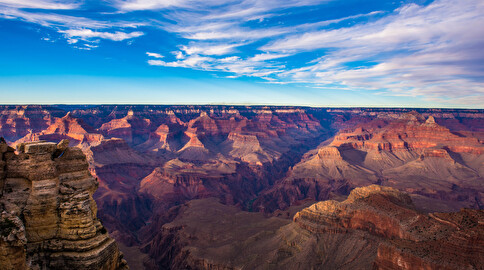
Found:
0,0 -> 483,108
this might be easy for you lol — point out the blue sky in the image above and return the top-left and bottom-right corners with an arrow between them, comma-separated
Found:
0,0 -> 483,107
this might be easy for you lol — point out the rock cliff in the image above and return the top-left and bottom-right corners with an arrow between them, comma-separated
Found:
0,140 -> 128,270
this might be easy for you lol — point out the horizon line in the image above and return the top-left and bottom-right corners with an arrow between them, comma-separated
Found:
1,104 -> 482,110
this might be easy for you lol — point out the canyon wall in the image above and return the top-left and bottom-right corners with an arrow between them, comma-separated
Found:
1,105 -> 483,269
294,185 -> 484,269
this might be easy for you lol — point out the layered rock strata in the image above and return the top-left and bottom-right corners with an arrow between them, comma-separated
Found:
256,114 -> 484,213
0,140 -> 128,270
294,185 -> 484,269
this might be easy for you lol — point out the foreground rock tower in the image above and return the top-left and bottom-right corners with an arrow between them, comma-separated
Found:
0,139 -> 128,270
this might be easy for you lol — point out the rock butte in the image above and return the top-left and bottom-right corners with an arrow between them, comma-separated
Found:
0,140 -> 128,270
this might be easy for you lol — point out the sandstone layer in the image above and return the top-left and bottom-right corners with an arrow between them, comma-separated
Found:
294,185 -> 484,269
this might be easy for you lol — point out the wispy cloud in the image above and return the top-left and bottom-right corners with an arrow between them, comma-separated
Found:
0,0 -> 80,10
179,43 -> 243,56
148,54 -> 285,78
146,52 -> 164,58
61,29 -> 144,41
261,0 -> 484,102
0,1 -> 145,48
114,0 -> 329,12
134,0 -> 484,104
0,7 -> 107,29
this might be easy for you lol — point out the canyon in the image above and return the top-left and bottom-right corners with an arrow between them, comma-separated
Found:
144,185 -> 483,269
1,105 -> 483,269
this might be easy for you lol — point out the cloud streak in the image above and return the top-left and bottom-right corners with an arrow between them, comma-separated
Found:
261,0 -> 484,102
146,52 -> 164,58
0,0 -> 80,10
61,29 -> 144,41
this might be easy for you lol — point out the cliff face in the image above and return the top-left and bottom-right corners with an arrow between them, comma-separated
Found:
0,140 -> 128,270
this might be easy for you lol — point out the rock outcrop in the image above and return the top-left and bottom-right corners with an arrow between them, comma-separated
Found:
0,140 -> 128,270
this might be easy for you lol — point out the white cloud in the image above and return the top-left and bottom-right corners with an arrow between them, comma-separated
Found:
148,52 -> 285,79
0,0 -> 80,10
0,3 -> 146,47
148,55 -> 213,69
146,52 -> 164,58
115,0 -> 329,11
0,7 -> 110,28
61,29 -> 144,41
173,51 -> 185,59
116,0 -> 184,10
180,43 -> 242,56
147,59 -> 166,66
250,53 -> 290,62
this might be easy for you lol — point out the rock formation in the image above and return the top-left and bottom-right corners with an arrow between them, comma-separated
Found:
0,140 -> 128,270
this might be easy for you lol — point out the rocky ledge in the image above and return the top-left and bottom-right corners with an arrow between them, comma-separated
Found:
0,139 -> 128,270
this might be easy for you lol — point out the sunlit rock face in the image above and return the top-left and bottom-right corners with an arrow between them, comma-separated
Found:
0,140 -> 128,270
